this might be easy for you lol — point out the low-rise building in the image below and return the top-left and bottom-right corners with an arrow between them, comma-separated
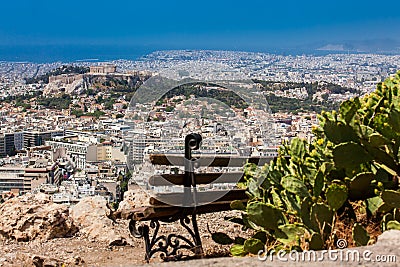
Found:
0,158 -> 61,194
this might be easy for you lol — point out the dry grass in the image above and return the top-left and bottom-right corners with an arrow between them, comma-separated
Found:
331,200 -> 382,248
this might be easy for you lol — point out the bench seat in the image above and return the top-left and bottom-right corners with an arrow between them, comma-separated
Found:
128,199 -> 247,221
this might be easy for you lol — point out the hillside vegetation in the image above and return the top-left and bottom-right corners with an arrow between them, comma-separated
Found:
155,81 -> 355,114
254,80 -> 357,113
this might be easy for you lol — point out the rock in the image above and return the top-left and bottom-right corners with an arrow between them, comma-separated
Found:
0,193 -> 77,241
116,189 -> 150,219
70,196 -> 127,246
65,256 -> 85,266
44,79 -> 83,96
375,230 -> 400,246
28,254 -> 66,267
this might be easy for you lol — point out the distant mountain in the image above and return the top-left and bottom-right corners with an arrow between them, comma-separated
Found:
315,39 -> 400,54
317,44 -> 346,51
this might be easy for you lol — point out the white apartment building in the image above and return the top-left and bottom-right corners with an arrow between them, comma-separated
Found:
46,140 -> 97,170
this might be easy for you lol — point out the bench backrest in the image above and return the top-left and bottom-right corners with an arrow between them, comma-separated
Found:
145,133 -> 273,207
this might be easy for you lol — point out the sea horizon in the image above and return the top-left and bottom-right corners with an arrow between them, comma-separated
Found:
1,44 -> 399,64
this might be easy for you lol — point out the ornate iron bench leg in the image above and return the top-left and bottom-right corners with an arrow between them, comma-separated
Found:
129,215 -> 204,262
142,224 -> 151,262
189,213 -> 203,255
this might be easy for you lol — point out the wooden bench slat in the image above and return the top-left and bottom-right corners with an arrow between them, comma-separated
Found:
148,172 -> 245,186
149,154 -> 273,167
149,189 -> 247,206
132,200 -> 247,221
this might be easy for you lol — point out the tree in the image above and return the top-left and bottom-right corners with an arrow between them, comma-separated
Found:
165,106 -> 174,112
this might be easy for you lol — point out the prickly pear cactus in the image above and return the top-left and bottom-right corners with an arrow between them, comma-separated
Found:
352,223 -> 370,246
212,71 -> 400,256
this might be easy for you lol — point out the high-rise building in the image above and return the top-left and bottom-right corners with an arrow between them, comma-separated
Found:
14,132 -> 24,151
0,134 -> 5,158
4,133 -> 15,156
0,132 -> 23,158
96,142 -> 113,161
23,130 -> 64,148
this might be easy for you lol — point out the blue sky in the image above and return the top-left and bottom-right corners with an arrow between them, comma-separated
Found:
1,0 -> 399,50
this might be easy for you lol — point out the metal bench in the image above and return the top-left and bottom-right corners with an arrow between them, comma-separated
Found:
127,133 -> 272,261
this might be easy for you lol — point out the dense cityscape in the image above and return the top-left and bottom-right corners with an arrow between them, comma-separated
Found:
1,50 -> 400,204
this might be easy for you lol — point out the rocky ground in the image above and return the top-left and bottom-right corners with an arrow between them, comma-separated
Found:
0,191 -> 243,266
0,191 -> 399,267
0,213 -> 243,267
